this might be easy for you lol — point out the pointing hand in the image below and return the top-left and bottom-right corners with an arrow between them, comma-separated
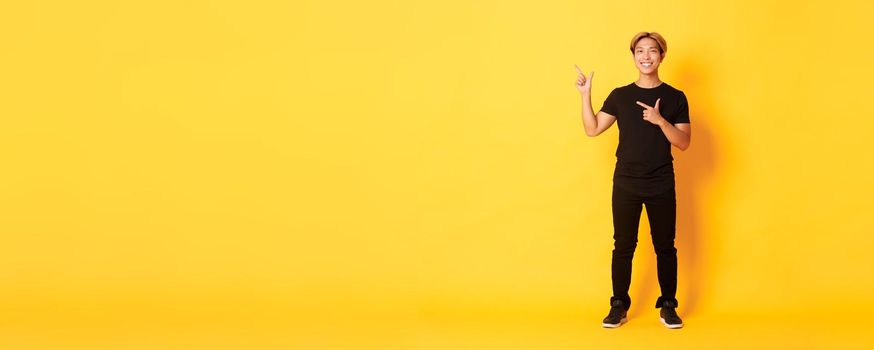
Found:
574,64 -> 594,94
636,98 -> 666,126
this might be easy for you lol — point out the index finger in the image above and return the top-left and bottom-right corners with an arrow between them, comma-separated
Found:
574,64 -> 584,75
636,101 -> 653,109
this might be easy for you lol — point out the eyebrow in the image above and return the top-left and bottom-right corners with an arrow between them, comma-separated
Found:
635,46 -> 659,50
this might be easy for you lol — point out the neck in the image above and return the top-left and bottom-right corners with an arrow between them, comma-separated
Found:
635,73 -> 662,88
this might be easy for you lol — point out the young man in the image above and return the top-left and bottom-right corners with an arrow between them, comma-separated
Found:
574,31 -> 691,329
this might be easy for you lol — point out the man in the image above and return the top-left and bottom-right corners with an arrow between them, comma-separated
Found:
574,31 -> 691,329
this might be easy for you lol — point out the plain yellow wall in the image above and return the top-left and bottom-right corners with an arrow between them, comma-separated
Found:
0,0 -> 873,346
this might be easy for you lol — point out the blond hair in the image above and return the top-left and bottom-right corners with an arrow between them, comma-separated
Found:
630,32 -> 667,55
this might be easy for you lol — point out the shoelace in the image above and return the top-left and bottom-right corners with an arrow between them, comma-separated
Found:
662,307 -> 680,321
608,306 -> 625,319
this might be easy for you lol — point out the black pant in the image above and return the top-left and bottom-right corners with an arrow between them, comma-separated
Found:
609,182 -> 679,309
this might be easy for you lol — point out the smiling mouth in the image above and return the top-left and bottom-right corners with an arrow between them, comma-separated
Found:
640,62 -> 653,67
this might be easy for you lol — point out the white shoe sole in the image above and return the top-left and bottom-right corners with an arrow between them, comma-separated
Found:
602,317 -> 627,328
660,317 -> 683,329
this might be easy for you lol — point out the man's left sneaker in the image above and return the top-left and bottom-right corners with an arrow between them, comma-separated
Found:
659,300 -> 683,329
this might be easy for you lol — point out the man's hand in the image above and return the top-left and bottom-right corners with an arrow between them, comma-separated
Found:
574,64 -> 594,95
636,99 -> 666,126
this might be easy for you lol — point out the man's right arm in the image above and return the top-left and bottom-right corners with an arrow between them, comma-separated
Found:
575,66 -> 616,137
581,92 -> 616,137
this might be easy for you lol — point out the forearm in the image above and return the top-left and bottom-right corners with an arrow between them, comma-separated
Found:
658,121 -> 690,150
580,92 -> 598,136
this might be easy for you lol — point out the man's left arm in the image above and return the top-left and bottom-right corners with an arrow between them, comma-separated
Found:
636,98 -> 692,151
658,122 -> 691,151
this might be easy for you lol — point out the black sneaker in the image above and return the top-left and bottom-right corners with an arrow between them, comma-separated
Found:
602,299 -> 628,328
659,300 -> 683,329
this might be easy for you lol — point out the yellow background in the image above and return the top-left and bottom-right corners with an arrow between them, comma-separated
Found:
1,0 -> 873,348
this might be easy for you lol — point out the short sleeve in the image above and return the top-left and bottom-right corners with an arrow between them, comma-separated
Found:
674,92 -> 690,124
599,89 -> 619,116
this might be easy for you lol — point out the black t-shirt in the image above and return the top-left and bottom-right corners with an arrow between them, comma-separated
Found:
600,82 -> 690,196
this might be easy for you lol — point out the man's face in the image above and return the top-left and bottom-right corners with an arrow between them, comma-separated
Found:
633,37 -> 663,74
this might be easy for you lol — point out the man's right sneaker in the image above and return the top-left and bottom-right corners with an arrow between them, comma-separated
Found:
602,299 -> 628,328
